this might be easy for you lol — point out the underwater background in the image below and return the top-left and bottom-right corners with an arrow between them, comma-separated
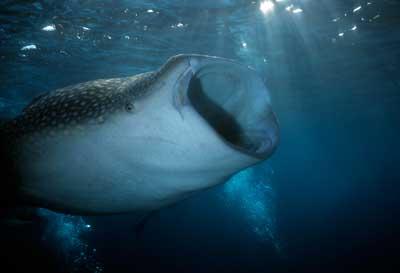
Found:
0,0 -> 399,272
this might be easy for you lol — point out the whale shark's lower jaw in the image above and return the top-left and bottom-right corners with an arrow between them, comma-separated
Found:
183,56 -> 279,159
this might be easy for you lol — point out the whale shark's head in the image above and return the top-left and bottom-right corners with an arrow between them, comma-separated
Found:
153,54 -> 279,163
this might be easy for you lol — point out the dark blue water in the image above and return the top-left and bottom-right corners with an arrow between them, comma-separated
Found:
1,1 -> 399,272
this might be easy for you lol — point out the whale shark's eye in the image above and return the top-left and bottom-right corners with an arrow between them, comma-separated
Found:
125,102 -> 135,112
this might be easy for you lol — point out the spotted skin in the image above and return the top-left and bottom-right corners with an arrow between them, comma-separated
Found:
0,69 -> 163,209
0,55 -> 188,142
1,72 -> 159,143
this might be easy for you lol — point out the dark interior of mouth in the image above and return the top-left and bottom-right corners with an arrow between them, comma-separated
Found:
187,69 -> 264,155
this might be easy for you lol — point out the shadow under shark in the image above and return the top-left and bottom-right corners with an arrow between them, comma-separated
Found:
0,54 -> 279,215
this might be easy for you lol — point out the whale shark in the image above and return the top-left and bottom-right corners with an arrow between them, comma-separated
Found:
0,54 -> 279,215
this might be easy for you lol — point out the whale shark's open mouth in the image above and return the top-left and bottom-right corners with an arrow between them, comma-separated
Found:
186,61 -> 279,159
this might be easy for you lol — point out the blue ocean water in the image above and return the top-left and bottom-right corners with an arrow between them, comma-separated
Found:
0,1 -> 399,273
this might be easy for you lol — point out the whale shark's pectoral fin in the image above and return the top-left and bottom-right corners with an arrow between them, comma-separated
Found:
133,210 -> 160,238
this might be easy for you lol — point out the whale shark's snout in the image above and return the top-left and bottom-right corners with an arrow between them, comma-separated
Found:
166,54 -> 279,160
